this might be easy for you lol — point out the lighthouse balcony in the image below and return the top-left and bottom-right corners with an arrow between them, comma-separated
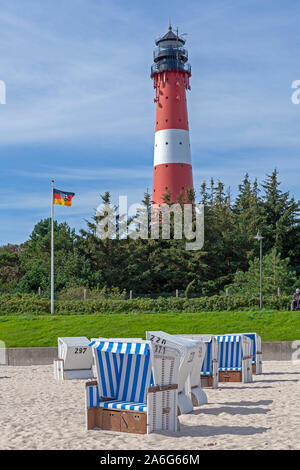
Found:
151,60 -> 191,76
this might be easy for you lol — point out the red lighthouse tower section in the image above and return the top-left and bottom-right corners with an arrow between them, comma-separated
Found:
151,27 -> 194,204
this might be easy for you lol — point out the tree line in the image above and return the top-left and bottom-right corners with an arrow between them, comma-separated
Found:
0,169 -> 299,298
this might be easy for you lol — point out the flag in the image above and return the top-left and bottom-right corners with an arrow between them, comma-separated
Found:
53,188 -> 75,206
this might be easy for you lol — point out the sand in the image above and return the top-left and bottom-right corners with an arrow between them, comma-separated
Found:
0,360 -> 299,450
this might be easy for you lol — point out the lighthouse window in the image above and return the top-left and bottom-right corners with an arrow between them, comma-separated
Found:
182,187 -> 184,190
166,142 -> 168,145
165,165 -> 168,167
166,96 -> 168,99
179,119 -> 182,122
165,119 -> 168,122
179,142 -> 182,145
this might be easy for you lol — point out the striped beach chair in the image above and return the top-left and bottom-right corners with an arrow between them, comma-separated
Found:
227,333 -> 262,375
146,331 -> 208,414
86,339 -> 180,434
247,333 -> 262,374
175,334 -> 219,389
216,334 -> 252,383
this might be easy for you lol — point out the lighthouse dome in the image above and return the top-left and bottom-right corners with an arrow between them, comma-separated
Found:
155,26 -> 185,47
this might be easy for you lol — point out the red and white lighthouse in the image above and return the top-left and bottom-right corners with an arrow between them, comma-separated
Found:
151,26 -> 193,204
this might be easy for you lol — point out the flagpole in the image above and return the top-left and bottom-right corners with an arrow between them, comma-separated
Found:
51,180 -> 54,314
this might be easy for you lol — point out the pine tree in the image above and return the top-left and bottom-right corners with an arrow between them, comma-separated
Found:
261,169 -> 300,265
233,174 -> 263,263
225,248 -> 297,296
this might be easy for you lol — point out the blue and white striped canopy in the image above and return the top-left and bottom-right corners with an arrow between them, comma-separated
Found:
217,335 -> 242,370
89,340 -> 150,355
89,340 -> 153,403
221,333 -> 258,362
217,335 -> 241,343
201,340 -> 212,374
245,333 -> 256,356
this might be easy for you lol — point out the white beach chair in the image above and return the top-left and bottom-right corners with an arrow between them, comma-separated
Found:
146,331 -> 208,414
53,337 -> 94,380
174,334 -> 219,389
249,333 -> 262,374
216,334 -> 252,383
86,339 -> 180,434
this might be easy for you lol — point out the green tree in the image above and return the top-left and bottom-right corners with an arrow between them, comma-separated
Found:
261,169 -> 300,262
225,248 -> 298,296
18,218 -> 89,295
0,244 -> 23,291
78,192 -> 129,290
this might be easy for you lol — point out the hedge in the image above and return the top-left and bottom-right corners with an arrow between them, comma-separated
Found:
0,293 -> 293,315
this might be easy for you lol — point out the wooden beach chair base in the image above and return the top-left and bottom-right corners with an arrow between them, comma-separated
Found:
218,370 -> 242,382
201,375 -> 213,388
87,407 -> 147,434
252,363 -> 256,374
86,382 -> 179,434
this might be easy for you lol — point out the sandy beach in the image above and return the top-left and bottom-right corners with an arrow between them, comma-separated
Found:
0,360 -> 299,450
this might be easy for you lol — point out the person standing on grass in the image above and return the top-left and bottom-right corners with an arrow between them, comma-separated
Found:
291,288 -> 300,310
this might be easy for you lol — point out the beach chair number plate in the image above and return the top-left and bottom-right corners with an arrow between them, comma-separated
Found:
74,347 -> 87,354
148,335 -> 166,355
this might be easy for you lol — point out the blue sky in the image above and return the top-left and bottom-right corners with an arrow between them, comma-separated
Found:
0,0 -> 300,245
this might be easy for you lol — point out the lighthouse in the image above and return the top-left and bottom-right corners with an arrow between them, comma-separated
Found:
151,26 -> 194,204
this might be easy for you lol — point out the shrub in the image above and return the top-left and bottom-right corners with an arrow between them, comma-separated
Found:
0,293 -> 292,315
58,286 -> 127,301
0,293 -> 50,314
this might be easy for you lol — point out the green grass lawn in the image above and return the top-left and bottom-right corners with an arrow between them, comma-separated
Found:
1,310 -> 300,347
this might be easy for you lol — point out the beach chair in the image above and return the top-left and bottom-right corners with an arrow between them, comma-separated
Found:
146,331 -> 208,414
54,337 -> 94,380
226,332 -> 262,375
216,334 -> 252,383
86,339 -> 180,434
174,334 -> 219,389
243,333 -> 262,375
248,333 -> 262,374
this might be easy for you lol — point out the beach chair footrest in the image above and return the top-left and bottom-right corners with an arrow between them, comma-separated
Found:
201,375 -> 214,388
219,370 -> 242,382
87,407 -> 147,434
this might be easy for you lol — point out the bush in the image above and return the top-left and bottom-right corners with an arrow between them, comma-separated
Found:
58,286 -> 127,301
0,293 -> 50,314
0,292 -> 293,315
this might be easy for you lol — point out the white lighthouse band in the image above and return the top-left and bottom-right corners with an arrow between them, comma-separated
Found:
154,128 -> 191,166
